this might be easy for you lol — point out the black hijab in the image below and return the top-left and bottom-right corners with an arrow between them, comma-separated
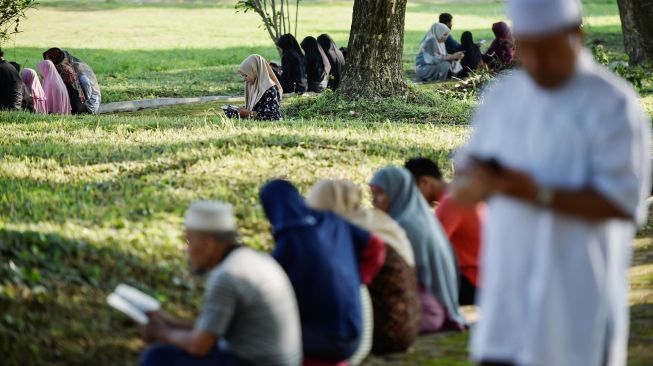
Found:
459,31 -> 482,77
300,36 -> 331,92
276,34 -> 307,93
317,34 -> 346,91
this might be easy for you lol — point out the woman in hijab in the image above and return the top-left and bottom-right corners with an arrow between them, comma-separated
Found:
43,49 -> 87,114
21,68 -> 47,114
276,34 -> 308,94
44,48 -> 102,114
370,166 -> 466,332
482,21 -> 515,70
300,36 -> 331,93
237,54 -> 283,121
260,180 -> 386,365
317,34 -> 346,91
458,31 -> 483,78
36,60 -> 71,115
415,23 -> 465,82
307,180 -> 421,354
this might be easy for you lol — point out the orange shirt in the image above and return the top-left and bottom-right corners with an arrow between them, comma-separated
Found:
436,193 -> 485,287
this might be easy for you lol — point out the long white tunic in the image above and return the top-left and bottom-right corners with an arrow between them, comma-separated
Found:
462,50 -> 651,366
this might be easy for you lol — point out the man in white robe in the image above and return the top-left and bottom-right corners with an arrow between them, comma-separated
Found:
452,0 -> 652,365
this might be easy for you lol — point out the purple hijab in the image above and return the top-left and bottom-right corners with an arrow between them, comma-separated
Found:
484,21 -> 515,68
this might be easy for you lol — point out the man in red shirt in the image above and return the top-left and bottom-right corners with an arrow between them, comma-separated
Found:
405,157 -> 484,305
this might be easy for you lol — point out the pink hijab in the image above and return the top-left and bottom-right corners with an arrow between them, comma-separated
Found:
37,60 -> 71,115
21,68 -> 47,114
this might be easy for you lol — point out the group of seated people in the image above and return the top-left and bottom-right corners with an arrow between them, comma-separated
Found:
0,47 -> 101,115
273,33 -> 347,94
138,157 -> 484,366
416,12 -> 516,82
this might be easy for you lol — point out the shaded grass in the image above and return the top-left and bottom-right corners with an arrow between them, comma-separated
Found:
284,88 -> 475,124
0,111 -> 469,365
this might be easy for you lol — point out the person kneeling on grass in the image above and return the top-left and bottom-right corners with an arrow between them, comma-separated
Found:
237,54 -> 283,121
139,201 -> 303,366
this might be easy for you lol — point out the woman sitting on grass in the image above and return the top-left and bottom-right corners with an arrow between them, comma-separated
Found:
43,48 -> 87,114
21,68 -> 47,114
276,34 -> 308,94
260,179 -> 386,366
317,34 -> 346,91
306,179 -> 421,355
37,60 -> 71,115
458,31 -> 483,78
482,21 -> 515,70
300,36 -> 331,93
415,23 -> 465,82
370,166 -> 466,333
237,54 -> 283,121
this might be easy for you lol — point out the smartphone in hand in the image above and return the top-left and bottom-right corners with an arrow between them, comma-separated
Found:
470,155 -> 504,173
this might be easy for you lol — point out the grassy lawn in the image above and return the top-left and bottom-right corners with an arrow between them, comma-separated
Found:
1,0 -> 625,102
1,1 -> 651,365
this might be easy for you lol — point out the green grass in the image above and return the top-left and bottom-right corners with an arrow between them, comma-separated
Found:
0,111 -> 469,365
0,0 -> 626,102
1,1 -> 652,365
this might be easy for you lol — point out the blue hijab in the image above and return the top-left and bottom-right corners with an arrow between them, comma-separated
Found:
370,167 -> 465,326
260,179 -> 370,360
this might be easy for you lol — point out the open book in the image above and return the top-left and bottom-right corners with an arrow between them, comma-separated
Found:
107,284 -> 161,325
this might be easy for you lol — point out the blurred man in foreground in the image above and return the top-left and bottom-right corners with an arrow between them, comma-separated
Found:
452,0 -> 651,365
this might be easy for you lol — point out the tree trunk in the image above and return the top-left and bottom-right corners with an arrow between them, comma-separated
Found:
616,0 -> 653,64
339,0 -> 408,99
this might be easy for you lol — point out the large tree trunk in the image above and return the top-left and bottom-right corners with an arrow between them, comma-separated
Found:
617,0 -> 653,64
339,0 -> 408,99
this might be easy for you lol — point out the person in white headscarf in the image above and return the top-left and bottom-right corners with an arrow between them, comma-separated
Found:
415,23 -> 464,82
452,0 -> 652,365
237,54 -> 283,120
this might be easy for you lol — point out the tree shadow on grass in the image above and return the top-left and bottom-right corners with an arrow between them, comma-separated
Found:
629,303 -> 653,366
0,228 -> 200,366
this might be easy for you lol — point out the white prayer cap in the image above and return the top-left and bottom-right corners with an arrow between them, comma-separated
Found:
508,0 -> 583,37
184,201 -> 236,232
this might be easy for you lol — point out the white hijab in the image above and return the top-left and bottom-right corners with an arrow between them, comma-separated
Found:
239,54 -> 277,110
306,179 -> 416,266
422,22 -> 450,58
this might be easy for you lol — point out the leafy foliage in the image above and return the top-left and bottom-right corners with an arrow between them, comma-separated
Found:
0,0 -> 35,44
235,0 -> 302,45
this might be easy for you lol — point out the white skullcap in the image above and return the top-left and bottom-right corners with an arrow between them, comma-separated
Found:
184,201 -> 236,232
508,0 -> 583,37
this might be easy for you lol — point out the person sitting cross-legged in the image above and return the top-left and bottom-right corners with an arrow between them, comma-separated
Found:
237,54 -> 283,121
139,201 -> 303,366
405,157 -> 485,306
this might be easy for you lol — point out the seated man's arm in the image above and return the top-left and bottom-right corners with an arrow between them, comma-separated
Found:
141,316 -> 217,357
154,311 -> 195,330
161,327 -> 217,357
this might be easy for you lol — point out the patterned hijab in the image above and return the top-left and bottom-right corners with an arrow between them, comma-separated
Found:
370,166 -> 465,327
306,179 -> 415,266
239,54 -> 277,111
43,47 -> 85,104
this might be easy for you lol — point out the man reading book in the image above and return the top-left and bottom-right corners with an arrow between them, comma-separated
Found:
139,201 -> 303,366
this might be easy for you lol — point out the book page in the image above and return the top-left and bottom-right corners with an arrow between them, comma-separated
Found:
107,293 -> 149,325
114,284 -> 161,313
